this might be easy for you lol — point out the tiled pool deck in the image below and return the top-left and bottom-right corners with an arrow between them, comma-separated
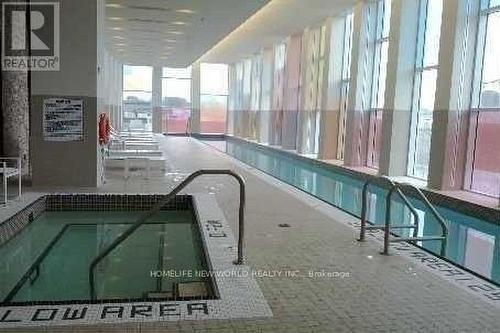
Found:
1,135 -> 499,332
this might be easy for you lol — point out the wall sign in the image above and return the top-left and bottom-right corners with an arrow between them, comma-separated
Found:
43,98 -> 83,141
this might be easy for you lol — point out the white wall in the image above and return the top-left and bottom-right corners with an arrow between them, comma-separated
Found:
30,0 -> 104,187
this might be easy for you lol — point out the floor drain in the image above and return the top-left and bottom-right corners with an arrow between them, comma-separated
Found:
278,223 -> 291,228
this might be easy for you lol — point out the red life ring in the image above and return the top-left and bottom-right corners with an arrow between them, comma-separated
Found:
99,113 -> 111,145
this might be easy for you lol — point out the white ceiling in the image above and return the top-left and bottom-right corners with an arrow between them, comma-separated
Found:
106,0 -> 270,67
201,0 -> 358,64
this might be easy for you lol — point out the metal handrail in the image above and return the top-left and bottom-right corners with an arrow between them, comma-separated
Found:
398,183 -> 448,256
383,185 -> 421,254
359,177 -> 420,243
3,224 -> 75,303
89,169 -> 246,300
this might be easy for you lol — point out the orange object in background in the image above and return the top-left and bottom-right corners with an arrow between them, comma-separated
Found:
99,113 -> 111,145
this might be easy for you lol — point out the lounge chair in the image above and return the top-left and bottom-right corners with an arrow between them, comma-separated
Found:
0,155 -> 21,204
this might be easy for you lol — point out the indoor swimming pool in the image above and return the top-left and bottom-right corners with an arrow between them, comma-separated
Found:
0,208 -> 214,305
205,138 -> 499,285
0,194 -> 273,328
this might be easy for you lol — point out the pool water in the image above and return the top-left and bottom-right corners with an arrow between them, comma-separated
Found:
210,139 -> 499,284
0,211 -> 212,304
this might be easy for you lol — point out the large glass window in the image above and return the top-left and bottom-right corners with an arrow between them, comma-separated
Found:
298,25 -> 326,155
249,56 -> 262,140
200,63 -> 229,134
161,67 -> 192,134
123,65 -> 153,132
336,12 -> 354,161
367,0 -> 391,168
259,49 -> 274,143
271,43 -> 287,145
467,0 -> 500,197
407,0 -> 443,179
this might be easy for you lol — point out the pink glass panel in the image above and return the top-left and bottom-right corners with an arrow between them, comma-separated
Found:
163,107 -> 190,134
470,110 -> 500,197
201,95 -> 228,134
366,110 -> 383,169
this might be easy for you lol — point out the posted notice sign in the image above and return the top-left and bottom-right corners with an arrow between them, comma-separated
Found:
43,98 -> 84,141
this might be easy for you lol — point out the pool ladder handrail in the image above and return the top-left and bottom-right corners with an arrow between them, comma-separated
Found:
88,169 -> 246,300
396,182 -> 448,256
358,176 -> 448,256
359,177 -> 421,246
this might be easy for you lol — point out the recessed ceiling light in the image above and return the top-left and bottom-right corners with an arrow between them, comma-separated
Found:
108,17 -> 123,21
168,31 -> 184,35
176,9 -> 195,14
111,27 -> 123,31
113,36 -> 125,39
115,43 -> 127,46
171,21 -> 187,26
106,4 -> 123,8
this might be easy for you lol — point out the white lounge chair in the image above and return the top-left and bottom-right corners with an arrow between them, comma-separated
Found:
105,156 -> 166,178
0,156 -> 21,204
110,142 -> 159,151
118,131 -> 154,140
107,149 -> 163,157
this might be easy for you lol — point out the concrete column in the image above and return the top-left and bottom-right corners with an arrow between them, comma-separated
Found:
1,0 -> 30,175
190,61 -> 201,134
30,0 -> 104,187
344,1 -> 376,167
102,52 -> 122,131
379,0 -> 420,176
241,58 -> 253,138
227,64 -> 236,136
114,58 -> 123,132
152,66 -> 163,133
2,71 -> 29,174
234,61 -> 245,138
428,0 -> 480,190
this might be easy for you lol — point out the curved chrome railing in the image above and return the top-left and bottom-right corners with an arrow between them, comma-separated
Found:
397,183 -> 448,256
358,176 -> 448,256
359,177 -> 420,243
88,169 -> 246,300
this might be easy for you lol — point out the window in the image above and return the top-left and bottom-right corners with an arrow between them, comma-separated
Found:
200,63 -> 229,134
161,67 -> 192,134
259,49 -> 274,143
367,0 -> 391,168
466,0 -> 500,197
298,25 -> 326,155
407,0 -> 443,179
249,56 -> 262,139
122,65 -> 153,132
337,13 -> 354,161
271,43 -> 287,145
234,62 -> 245,136
242,58 -> 253,138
